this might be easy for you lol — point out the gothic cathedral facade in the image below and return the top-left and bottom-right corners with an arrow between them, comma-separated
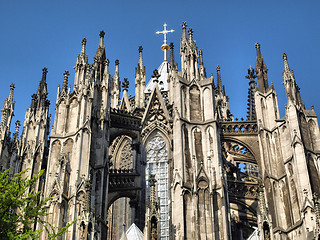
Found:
0,22 -> 320,240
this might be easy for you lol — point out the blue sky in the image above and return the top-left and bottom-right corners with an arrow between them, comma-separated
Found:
0,0 -> 320,131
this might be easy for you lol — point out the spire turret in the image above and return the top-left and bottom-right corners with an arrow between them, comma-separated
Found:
138,46 -> 143,71
37,68 -> 48,101
169,43 -> 175,68
255,42 -> 269,92
94,30 -> 106,62
62,70 -> 70,93
188,28 -> 194,43
135,47 -> 146,109
99,30 -> 105,48
12,120 -> 20,143
81,38 -> 87,57
199,49 -> 206,78
1,84 -> 15,127
111,60 -> 120,109
216,65 -> 223,93
282,53 -> 304,107
245,66 -> 257,120
181,22 -> 188,40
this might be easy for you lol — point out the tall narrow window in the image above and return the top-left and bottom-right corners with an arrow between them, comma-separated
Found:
146,133 -> 169,240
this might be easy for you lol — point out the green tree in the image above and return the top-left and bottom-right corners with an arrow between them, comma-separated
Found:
0,169 -> 73,240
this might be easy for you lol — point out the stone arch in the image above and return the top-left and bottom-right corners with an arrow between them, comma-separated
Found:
107,197 -> 133,240
110,135 -> 133,170
222,137 -> 259,165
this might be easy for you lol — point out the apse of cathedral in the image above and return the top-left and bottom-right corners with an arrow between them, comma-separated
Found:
0,22 -> 320,240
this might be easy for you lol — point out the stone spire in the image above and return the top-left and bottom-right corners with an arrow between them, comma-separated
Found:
216,65 -> 223,93
138,46 -> 143,71
199,49 -> 206,78
181,21 -> 188,40
135,47 -> 145,108
245,66 -> 257,120
62,70 -> 70,93
111,60 -> 120,109
255,43 -> 269,92
12,120 -> 20,143
169,43 -> 175,68
36,68 -> 48,107
188,28 -> 194,43
0,84 -> 15,131
94,31 -> 106,62
282,53 -> 304,107
81,38 -> 87,55
114,60 -> 120,88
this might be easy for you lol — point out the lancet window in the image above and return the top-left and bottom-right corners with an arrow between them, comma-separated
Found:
146,133 -> 169,240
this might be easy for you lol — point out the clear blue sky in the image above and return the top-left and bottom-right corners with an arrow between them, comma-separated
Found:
0,0 -> 320,131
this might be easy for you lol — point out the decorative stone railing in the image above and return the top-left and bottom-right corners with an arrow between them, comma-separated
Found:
110,109 -> 141,130
227,180 -> 259,199
220,120 -> 258,135
108,168 -> 140,192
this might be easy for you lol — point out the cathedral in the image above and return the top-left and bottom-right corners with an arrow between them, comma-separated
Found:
0,22 -> 319,240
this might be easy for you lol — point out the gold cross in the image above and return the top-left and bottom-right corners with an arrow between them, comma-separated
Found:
156,23 -> 174,45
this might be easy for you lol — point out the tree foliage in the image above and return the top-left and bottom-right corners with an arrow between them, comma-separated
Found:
0,169 -> 73,240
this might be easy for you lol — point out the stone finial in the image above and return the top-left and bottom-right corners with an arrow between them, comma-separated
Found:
216,65 -> 220,72
283,52 -> 287,61
98,31 -> 105,48
169,42 -> 174,49
99,30 -> 105,38
115,59 -> 119,66
63,70 -> 70,80
152,69 -> 160,83
182,22 -> 187,29
122,78 -> 129,91
42,67 -> 48,82
246,66 -> 256,80
105,59 -> 110,66
81,38 -> 87,55
138,46 -> 143,52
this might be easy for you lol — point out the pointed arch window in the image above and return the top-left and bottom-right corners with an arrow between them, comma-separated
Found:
146,133 -> 169,240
